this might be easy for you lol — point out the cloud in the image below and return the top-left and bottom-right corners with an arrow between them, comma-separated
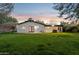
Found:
28,10 -> 59,17
12,14 -> 70,24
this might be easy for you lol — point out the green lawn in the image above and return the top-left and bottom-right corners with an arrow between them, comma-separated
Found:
0,32 -> 79,55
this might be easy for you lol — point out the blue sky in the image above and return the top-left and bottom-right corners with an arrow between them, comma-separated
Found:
13,3 -> 58,17
12,3 -> 66,24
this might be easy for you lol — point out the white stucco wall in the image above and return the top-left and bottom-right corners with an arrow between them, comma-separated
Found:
44,27 -> 52,32
16,22 -> 45,33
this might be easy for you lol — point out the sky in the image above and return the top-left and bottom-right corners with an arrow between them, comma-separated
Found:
12,3 -> 70,24
13,3 -> 57,16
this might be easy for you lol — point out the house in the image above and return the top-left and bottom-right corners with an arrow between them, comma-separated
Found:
16,18 -> 63,33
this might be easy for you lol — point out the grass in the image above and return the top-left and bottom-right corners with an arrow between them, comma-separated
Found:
0,32 -> 79,55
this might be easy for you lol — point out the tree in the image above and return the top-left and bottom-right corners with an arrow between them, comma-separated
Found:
0,3 -> 14,15
3,16 -> 17,24
53,3 -> 79,20
0,3 -> 15,24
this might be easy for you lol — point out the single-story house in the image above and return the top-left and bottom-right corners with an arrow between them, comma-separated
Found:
16,18 -> 63,33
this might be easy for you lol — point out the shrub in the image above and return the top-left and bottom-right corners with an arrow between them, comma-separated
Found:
53,30 -> 57,33
63,24 -> 79,32
70,26 -> 79,32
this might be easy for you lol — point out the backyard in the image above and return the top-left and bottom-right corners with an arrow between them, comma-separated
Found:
0,32 -> 79,55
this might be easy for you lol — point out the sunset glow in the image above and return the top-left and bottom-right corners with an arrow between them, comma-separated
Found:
12,3 -> 70,24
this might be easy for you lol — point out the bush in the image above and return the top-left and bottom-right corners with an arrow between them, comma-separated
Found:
63,24 -> 79,32
53,30 -> 57,33
70,26 -> 78,32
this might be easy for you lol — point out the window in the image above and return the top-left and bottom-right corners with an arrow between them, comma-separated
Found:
58,27 -> 62,32
35,26 -> 39,29
22,26 -> 25,29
